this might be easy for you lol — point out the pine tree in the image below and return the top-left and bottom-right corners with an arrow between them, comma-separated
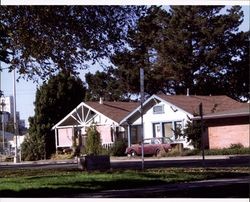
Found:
108,6 -> 249,100
21,71 -> 86,160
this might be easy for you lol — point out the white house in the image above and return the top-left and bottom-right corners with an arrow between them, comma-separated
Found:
52,99 -> 139,150
120,94 -> 193,149
120,94 -> 246,149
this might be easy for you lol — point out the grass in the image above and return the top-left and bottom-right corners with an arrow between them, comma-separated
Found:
0,167 -> 249,197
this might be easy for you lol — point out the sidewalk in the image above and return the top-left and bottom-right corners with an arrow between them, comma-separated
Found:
110,154 -> 243,162
0,158 -> 75,165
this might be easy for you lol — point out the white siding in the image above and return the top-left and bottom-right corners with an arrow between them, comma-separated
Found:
131,101 -> 193,148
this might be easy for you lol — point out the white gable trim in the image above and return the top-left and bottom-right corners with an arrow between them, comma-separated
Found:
52,102 -> 84,130
52,102 -> 119,130
119,94 -> 194,124
119,94 -> 157,124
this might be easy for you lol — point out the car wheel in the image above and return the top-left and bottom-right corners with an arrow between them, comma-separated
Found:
129,150 -> 137,157
155,149 -> 161,156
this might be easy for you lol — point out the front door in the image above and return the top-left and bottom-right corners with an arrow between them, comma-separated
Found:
153,123 -> 162,138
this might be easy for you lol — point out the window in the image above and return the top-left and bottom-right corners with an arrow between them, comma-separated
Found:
163,122 -> 173,138
131,125 -> 142,144
153,121 -> 183,140
153,105 -> 164,114
153,123 -> 161,137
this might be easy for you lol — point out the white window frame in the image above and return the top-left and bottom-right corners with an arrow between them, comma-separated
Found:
153,104 -> 164,114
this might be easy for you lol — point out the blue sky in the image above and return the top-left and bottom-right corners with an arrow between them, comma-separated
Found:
0,5 -> 249,127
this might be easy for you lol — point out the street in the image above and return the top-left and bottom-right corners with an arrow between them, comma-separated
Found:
1,155 -> 249,170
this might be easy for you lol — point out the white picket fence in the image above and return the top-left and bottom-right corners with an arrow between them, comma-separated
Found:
102,142 -> 114,150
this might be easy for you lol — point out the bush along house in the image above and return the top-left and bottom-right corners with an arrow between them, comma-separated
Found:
52,94 -> 249,153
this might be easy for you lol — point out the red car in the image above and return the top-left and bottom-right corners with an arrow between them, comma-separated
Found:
125,137 -> 173,157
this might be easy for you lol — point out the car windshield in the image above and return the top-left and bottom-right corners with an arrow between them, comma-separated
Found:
142,137 -> 173,145
151,138 -> 161,144
161,137 -> 173,144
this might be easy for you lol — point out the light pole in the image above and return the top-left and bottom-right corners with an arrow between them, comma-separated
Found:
13,69 -> 19,163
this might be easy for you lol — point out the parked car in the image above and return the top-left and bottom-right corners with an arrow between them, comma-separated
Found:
125,137 -> 173,157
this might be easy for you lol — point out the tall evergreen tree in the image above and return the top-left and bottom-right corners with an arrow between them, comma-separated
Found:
85,68 -> 126,101
157,6 -> 249,99
108,6 -> 249,100
21,71 -> 86,160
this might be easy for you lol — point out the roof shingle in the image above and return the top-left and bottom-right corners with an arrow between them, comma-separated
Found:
86,101 -> 140,123
157,94 -> 245,116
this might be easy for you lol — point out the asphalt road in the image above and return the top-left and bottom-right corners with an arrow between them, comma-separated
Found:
0,155 -> 249,170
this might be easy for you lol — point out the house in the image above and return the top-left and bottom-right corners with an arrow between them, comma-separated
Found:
0,131 -> 14,154
193,105 -> 249,149
52,99 -> 139,151
120,94 -> 248,149
52,94 -> 248,152
0,131 -> 26,155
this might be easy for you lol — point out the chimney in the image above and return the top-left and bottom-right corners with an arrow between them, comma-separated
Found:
99,97 -> 103,104
186,88 -> 189,96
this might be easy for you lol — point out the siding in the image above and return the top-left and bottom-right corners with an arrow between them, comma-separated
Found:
97,125 -> 112,143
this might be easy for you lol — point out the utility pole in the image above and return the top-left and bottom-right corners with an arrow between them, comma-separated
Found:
199,103 -> 205,166
140,68 -> 144,170
0,61 -> 5,154
1,99 -> 5,154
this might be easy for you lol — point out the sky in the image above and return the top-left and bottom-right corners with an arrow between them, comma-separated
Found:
0,2 -> 249,127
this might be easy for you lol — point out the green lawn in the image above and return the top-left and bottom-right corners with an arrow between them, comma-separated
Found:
0,167 -> 249,197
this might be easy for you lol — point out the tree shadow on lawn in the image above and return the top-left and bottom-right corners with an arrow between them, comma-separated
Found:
0,178 -> 165,198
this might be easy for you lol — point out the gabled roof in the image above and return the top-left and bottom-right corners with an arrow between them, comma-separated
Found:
119,94 -> 245,124
52,101 -> 139,130
85,101 -> 140,123
157,94 -> 245,115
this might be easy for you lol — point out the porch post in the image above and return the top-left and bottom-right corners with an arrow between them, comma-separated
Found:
72,126 -> 75,148
127,124 -> 131,147
55,128 -> 58,151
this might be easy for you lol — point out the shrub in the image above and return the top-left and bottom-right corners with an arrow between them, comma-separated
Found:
51,153 -> 73,160
21,133 -> 45,161
183,120 -> 202,149
229,143 -> 244,149
161,149 -> 180,157
111,139 -> 127,156
85,125 -> 102,155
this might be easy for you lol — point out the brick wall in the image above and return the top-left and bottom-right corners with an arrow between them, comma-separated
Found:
208,124 -> 250,149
